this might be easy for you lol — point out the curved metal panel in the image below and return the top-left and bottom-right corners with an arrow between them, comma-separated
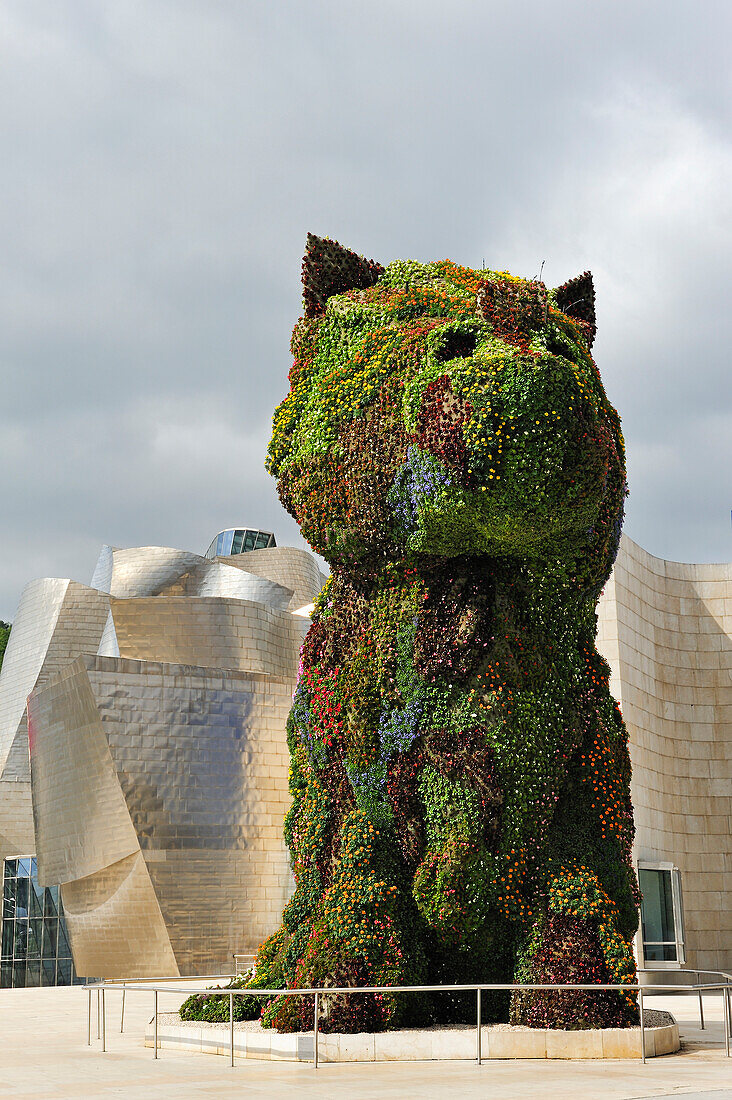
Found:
0,780 -> 35,856
0,580 -> 110,862
61,851 -> 177,979
28,658 -> 139,886
89,544 -> 117,594
106,596 -> 307,678
97,610 -> 120,658
217,546 -> 327,611
30,654 -> 296,974
0,578 -> 69,774
101,547 -> 206,599
168,561 -> 294,608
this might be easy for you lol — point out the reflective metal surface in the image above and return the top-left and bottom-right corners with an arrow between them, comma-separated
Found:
104,596 -> 306,677
91,546 -> 205,599
0,579 -> 109,860
29,655 -> 296,977
18,540 -> 324,978
88,543 -> 325,610
217,547 -> 328,611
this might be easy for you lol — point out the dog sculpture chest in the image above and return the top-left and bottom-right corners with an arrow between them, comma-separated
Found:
258,235 -> 639,1033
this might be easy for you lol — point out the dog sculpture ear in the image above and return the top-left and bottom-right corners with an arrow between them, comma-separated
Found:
554,271 -> 596,348
302,233 -> 384,318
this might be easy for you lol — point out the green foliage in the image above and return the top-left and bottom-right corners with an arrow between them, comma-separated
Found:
179,969 -> 267,1023
194,246 -> 639,1034
0,622 -> 10,670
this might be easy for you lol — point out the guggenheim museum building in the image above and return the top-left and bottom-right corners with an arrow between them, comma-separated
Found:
0,528 -> 729,987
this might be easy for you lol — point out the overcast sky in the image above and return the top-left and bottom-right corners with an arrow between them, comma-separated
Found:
1,0 -> 729,618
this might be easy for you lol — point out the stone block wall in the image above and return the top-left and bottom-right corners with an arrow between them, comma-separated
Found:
597,535 -> 732,973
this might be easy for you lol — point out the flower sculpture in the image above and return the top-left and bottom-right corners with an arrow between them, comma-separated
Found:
254,235 -> 639,1032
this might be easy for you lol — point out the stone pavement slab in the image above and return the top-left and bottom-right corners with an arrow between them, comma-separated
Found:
0,986 -> 729,1099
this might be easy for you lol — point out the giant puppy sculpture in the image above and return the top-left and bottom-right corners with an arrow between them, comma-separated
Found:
254,235 -> 639,1033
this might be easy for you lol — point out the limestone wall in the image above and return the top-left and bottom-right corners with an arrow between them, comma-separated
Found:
597,535 -> 732,973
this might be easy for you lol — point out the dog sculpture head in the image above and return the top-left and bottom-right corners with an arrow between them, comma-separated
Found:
268,235 -> 626,595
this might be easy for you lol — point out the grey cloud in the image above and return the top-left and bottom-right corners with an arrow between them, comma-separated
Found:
1,0 -> 730,616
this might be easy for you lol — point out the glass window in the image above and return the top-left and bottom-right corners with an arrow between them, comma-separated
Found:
29,881 -> 43,920
56,957 -> 72,985
25,960 -> 41,988
0,859 -> 79,988
3,883 -> 15,919
1,921 -> 13,957
14,920 -> 28,957
57,922 -> 72,958
42,918 -> 57,957
27,920 -> 42,959
43,887 -> 59,919
208,528 -> 276,556
14,879 -> 28,917
638,865 -> 685,967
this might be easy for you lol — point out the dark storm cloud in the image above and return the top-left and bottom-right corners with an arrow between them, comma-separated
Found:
1,0 -> 730,616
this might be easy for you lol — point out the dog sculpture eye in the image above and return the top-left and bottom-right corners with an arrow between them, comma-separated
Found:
434,329 -> 478,362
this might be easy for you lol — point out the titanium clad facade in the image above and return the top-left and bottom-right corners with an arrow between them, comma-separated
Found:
28,656 -> 296,976
0,579 -> 109,861
103,595 -> 305,678
217,547 -> 329,612
22,538 -> 323,978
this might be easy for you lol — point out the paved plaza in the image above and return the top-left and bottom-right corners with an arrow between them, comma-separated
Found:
0,985 -> 729,1098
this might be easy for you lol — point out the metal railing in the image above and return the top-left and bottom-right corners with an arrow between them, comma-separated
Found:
639,967 -> 732,1034
102,957 -> 258,1036
233,953 -> 256,973
84,972 -> 732,1068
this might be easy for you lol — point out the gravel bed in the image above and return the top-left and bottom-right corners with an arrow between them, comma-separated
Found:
162,1009 -> 674,1034
639,1009 -> 674,1028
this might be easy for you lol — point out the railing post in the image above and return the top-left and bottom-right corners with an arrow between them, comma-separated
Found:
87,988 -> 91,1046
314,992 -> 319,1069
97,988 -> 100,1039
698,986 -> 705,1029
121,984 -> 126,1033
639,985 -> 645,1064
476,987 -> 482,1065
724,986 -> 731,1058
154,990 -> 158,1060
101,987 -> 106,1052
230,991 -> 234,1067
